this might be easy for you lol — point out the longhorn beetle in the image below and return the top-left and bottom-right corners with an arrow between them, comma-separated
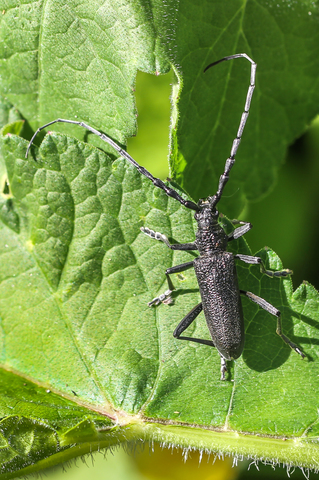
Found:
26,53 -> 305,380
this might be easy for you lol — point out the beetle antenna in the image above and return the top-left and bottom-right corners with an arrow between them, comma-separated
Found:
204,53 -> 257,208
25,118 -> 199,212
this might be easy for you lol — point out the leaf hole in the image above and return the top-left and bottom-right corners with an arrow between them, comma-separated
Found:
127,70 -> 173,180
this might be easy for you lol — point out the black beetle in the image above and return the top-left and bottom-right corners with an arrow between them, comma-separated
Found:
26,53 -> 305,379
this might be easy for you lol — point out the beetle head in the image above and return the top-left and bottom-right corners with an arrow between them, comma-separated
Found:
194,197 -> 219,228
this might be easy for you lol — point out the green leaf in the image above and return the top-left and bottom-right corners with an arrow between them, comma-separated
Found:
0,0 -> 170,146
1,1 -> 319,216
1,121 -> 24,138
0,369 -> 115,479
1,0 -> 319,478
0,131 -> 318,478
170,0 -> 319,216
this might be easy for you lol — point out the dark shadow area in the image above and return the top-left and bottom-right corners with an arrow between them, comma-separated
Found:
246,118 -> 319,292
242,270 -> 318,373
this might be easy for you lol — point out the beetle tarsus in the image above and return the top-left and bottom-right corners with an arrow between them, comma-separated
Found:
220,357 -> 227,381
148,289 -> 173,307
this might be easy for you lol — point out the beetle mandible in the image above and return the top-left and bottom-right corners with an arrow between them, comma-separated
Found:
26,53 -> 305,380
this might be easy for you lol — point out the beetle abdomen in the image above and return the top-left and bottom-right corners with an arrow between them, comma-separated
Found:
193,253 -> 244,360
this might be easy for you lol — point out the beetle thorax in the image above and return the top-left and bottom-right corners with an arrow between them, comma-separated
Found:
194,200 -> 228,255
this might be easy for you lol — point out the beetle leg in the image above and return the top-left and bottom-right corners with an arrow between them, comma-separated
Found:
220,356 -> 227,381
240,290 -> 305,358
227,221 -> 252,242
148,261 -> 194,306
174,305 -> 228,380
235,254 -> 293,277
141,227 -> 197,251
173,302 -> 215,347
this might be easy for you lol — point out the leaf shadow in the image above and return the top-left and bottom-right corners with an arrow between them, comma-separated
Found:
171,288 -> 199,299
242,283 -> 319,372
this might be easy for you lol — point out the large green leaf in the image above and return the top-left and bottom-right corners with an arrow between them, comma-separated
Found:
0,130 -> 318,478
0,0 -> 319,478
